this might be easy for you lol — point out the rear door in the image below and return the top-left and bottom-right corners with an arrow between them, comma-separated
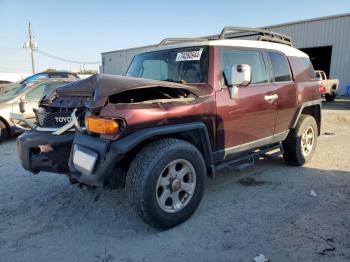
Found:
215,48 -> 278,159
268,52 -> 297,137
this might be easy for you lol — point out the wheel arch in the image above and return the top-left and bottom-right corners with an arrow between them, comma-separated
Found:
112,123 -> 215,176
0,115 -> 11,137
291,100 -> 321,136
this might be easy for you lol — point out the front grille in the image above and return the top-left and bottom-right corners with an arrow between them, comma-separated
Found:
35,108 -> 74,128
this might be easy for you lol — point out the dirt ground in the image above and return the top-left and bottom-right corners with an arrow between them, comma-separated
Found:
0,99 -> 350,262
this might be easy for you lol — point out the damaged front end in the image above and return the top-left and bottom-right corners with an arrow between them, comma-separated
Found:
16,74 -> 211,186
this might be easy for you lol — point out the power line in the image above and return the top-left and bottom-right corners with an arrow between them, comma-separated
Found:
22,23 -> 100,67
35,49 -> 101,65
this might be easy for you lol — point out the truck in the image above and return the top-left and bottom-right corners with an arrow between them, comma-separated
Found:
15,27 -> 321,229
315,70 -> 339,101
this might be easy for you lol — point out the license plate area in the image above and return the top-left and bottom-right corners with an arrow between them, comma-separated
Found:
73,144 -> 98,176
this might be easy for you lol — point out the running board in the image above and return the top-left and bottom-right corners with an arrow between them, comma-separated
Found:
215,143 -> 283,171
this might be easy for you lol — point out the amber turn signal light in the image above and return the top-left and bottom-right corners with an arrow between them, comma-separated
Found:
86,116 -> 119,135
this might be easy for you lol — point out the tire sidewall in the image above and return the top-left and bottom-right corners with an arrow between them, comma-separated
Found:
325,93 -> 336,102
0,121 -> 7,141
295,116 -> 318,163
141,142 -> 206,228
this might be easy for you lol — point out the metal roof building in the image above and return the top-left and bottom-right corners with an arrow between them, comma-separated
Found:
101,13 -> 350,94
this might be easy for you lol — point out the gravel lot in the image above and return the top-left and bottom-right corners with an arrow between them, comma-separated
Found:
0,99 -> 350,262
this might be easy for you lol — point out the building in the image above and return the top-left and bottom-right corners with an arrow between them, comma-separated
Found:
101,13 -> 350,94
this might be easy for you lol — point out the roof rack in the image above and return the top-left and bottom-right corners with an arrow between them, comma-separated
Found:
158,37 -> 206,47
218,26 -> 292,46
157,26 -> 293,47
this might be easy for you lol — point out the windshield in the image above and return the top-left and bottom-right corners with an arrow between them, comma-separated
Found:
21,73 -> 49,84
0,82 -> 32,99
126,46 -> 208,84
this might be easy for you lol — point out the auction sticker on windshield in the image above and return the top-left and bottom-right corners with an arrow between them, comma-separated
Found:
176,48 -> 203,61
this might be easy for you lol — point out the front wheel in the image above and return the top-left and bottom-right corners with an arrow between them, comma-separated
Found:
126,138 -> 206,229
282,114 -> 318,166
0,120 -> 8,142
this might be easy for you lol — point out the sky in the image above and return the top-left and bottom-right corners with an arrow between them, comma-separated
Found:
0,0 -> 349,73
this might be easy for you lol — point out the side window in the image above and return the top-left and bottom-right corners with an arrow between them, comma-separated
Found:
49,73 -> 65,78
315,71 -> 321,79
221,49 -> 268,85
42,82 -> 67,97
24,84 -> 47,101
322,72 -> 327,80
68,74 -> 79,79
268,52 -> 292,82
141,60 -> 168,80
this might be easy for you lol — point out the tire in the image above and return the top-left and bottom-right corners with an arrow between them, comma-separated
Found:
325,93 -> 336,102
282,114 -> 318,166
0,120 -> 8,142
126,138 -> 206,229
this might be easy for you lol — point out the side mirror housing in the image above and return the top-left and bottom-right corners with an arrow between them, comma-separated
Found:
231,64 -> 251,86
228,64 -> 252,99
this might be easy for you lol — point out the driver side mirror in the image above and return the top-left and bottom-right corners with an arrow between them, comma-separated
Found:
19,98 -> 25,113
231,64 -> 251,86
228,64 -> 252,99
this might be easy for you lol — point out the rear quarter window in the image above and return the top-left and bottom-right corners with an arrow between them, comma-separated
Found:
301,57 -> 316,80
268,52 -> 292,82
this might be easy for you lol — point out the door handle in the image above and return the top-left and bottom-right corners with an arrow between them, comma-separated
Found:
264,94 -> 278,103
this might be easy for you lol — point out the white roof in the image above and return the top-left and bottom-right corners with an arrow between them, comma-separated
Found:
126,39 -> 309,58
209,39 -> 309,58
102,38 -> 309,59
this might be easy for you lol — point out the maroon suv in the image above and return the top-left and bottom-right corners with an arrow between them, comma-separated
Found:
16,27 -> 321,229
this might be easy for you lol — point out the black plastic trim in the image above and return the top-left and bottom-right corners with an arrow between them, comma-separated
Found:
291,100 -> 322,129
16,130 -> 75,174
112,122 -> 215,176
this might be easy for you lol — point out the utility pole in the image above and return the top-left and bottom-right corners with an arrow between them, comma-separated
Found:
24,22 -> 37,74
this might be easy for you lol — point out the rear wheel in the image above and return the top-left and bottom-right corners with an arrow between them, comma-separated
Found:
0,120 -> 8,142
325,93 -> 336,102
126,138 -> 206,229
282,114 -> 318,166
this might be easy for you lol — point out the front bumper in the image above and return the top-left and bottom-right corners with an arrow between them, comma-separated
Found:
17,131 -> 125,186
68,134 -> 124,186
17,130 -> 75,174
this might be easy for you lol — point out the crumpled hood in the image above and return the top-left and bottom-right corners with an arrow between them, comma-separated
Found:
55,74 -> 211,108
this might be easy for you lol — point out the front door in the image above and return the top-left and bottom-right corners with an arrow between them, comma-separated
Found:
215,48 -> 277,160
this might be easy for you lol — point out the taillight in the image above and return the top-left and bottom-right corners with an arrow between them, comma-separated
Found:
85,116 -> 119,135
319,85 -> 327,94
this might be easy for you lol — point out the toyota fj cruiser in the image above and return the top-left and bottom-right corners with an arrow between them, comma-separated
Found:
16,27 -> 321,229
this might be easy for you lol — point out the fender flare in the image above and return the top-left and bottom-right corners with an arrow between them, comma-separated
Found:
111,122 -> 215,176
290,99 -> 322,129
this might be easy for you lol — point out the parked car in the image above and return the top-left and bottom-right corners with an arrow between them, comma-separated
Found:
0,79 -> 73,141
315,70 -> 339,101
0,72 -> 79,95
20,71 -> 80,85
16,27 -> 321,229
